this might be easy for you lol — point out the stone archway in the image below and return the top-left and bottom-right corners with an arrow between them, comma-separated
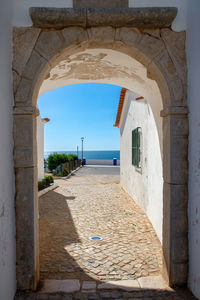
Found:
13,16 -> 188,291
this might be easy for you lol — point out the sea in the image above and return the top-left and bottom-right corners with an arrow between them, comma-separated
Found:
44,150 -> 120,160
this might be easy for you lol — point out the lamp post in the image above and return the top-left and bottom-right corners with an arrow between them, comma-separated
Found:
81,137 -> 84,165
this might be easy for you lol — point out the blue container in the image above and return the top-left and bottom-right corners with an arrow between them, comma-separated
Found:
113,158 -> 117,166
82,158 -> 86,165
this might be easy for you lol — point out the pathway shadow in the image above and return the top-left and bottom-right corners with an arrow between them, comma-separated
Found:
39,189 -> 94,280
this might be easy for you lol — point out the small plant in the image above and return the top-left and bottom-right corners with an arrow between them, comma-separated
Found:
63,168 -> 69,176
44,175 -> 54,184
38,181 -> 45,191
56,171 -> 61,177
38,175 -> 54,191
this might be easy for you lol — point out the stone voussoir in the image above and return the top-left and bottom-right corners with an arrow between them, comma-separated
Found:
13,27 -> 41,75
22,50 -> 48,81
61,27 -> 88,48
87,26 -> 115,41
34,31 -> 64,60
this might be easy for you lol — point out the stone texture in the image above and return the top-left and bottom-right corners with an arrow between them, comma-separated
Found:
13,70 -> 21,95
35,31 -> 64,60
87,27 -> 115,41
171,263 -> 188,286
163,116 -> 188,185
15,78 -> 32,105
82,281 -> 96,292
40,280 -> 80,293
98,280 -> 140,291
13,115 -> 34,148
74,0 -> 128,8
61,27 -> 88,48
115,27 -> 141,47
87,7 -> 177,28
15,166 -> 38,290
39,166 -> 162,282
137,33 -> 165,61
161,29 -> 187,87
14,147 -> 35,168
30,7 -> 177,29
22,50 -> 48,81
30,8 -> 86,29
138,275 -> 169,290
13,28 -> 41,75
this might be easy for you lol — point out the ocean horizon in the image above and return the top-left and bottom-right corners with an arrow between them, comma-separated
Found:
44,150 -> 120,160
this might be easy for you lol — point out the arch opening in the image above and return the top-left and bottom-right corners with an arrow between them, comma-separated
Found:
13,27 -> 188,290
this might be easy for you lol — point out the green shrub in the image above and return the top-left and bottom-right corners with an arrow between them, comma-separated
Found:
38,181 -> 45,191
44,175 -> 54,185
44,176 -> 51,185
56,172 -> 61,177
42,178 -> 48,187
63,168 -> 69,176
47,153 -> 78,171
68,154 -> 78,161
47,153 -> 69,171
38,175 -> 54,191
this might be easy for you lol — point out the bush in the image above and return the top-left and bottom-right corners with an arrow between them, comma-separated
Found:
44,175 -> 54,185
38,175 -> 54,191
55,172 -> 61,177
63,168 -> 69,176
47,153 -> 78,171
38,181 -> 45,191
68,154 -> 78,161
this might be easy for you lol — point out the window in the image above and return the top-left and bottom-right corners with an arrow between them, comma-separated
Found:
132,127 -> 141,168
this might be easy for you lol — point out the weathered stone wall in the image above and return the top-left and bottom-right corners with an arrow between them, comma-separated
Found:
0,1 -> 16,300
13,23 -> 188,290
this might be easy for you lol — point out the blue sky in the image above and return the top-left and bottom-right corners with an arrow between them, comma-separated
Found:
37,83 -> 121,151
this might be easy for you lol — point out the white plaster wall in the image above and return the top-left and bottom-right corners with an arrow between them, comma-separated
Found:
120,91 -> 163,242
187,0 -> 200,298
37,116 -> 45,181
13,0 -> 72,27
129,0 -> 187,32
0,0 -> 16,299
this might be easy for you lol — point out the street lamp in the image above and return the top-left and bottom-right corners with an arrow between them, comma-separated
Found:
81,137 -> 84,165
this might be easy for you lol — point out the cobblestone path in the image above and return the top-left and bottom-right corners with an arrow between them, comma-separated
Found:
15,165 -> 196,299
39,165 -> 162,282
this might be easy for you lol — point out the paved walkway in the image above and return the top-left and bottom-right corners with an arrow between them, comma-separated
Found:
39,165 -> 162,282
15,166 -> 196,299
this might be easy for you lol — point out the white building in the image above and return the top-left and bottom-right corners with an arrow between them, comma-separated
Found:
114,89 -> 163,242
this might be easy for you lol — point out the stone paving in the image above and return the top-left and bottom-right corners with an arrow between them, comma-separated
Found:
39,165 -> 162,282
15,166 -> 196,299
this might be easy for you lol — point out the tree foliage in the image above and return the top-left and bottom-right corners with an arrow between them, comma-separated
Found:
47,153 -> 78,171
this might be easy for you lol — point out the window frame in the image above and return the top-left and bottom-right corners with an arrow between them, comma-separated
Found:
132,127 -> 142,168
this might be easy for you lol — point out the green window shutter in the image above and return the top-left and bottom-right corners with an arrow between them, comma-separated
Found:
132,127 -> 141,168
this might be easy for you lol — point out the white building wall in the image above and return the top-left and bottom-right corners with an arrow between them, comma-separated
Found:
37,116 -> 45,181
120,91 -> 163,242
0,0 -> 16,299
187,1 -> 200,298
